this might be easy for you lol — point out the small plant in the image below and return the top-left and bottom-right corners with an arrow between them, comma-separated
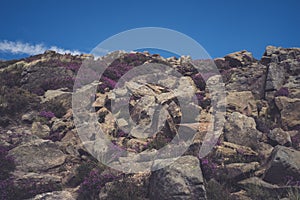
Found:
0,145 -> 16,200
191,73 -> 206,90
275,87 -> 289,97
200,157 -> 218,180
0,86 -> 40,117
64,62 -> 81,72
68,162 -> 99,187
78,169 -> 119,200
39,110 -> 55,119
195,93 -> 204,105
0,178 -> 16,200
0,145 -> 15,180
285,176 -> 300,187
98,76 -> 117,92
291,133 -> 300,149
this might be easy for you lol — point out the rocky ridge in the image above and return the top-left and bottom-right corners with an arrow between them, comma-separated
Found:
0,46 -> 299,199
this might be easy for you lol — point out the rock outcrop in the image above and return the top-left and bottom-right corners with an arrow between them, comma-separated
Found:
0,46 -> 299,199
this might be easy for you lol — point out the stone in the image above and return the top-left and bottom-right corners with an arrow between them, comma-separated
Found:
224,50 -> 255,67
268,128 -> 292,146
42,89 -> 72,118
31,121 -> 50,138
99,172 -> 150,200
238,177 -> 282,199
149,155 -> 207,200
224,112 -> 263,148
21,111 -> 36,123
30,191 -> 75,200
225,63 -> 267,99
230,190 -> 252,200
126,138 -> 148,152
275,96 -> 300,129
92,93 -> 107,108
51,118 -> 67,132
12,171 -> 63,199
220,162 -> 260,180
283,75 -> 300,98
226,91 -> 258,116
8,139 -> 66,172
41,89 -> 71,103
214,142 -> 259,163
265,63 -> 285,92
263,145 -> 300,184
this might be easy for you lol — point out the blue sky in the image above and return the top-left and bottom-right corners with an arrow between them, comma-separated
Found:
0,0 -> 299,60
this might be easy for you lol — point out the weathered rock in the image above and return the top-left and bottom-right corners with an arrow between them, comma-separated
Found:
224,112 -> 263,148
220,162 -> 260,180
92,93 -> 107,108
21,111 -> 36,123
126,138 -> 148,152
30,191 -> 75,200
149,155 -> 207,200
99,172 -> 150,200
238,177 -> 284,199
42,89 -> 72,118
283,75 -> 300,98
214,142 -> 259,163
51,118 -> 67,133
12,171 -> 63,199
224,50 -> 255,67
225,64 -> 267,99
265,63 -> 285,92
8,139 -> 66,172
226,91 -> 258,116
275,96 -> 300,129
31,121 -> 50,138
268,128 -> 292,146
230,190 -> 252,200
261,46 -> 300,65
263,145 -> 300,184
1,46 -> 300,200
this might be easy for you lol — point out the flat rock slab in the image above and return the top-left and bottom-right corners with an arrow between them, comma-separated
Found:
9,139 -> 66,172
30,191 -> 75,200
149,155 -> 207,200
263,145 -> 300,184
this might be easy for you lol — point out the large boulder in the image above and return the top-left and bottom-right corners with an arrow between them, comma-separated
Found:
224,64 -> 267,99
268,128 -> 292,146
149,155 -> 207,200
12,171 -> 63,200
263,145 -> 300,184
224,50 -> 255,67
238,177 -> 299,199
224,112 -> 263,148
226,91 -> 258,117
275,96 -> 300,129
8,139 -> 66,172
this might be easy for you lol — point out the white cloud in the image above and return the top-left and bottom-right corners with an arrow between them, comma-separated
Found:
0,40 -> 83,55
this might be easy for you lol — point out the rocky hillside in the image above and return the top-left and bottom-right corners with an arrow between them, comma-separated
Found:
0,46 -> 300,200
